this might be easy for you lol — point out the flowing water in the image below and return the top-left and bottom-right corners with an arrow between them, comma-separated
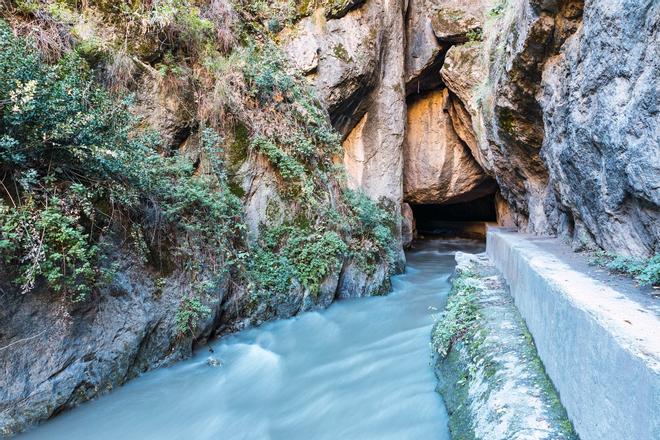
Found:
19,238 -> 484,440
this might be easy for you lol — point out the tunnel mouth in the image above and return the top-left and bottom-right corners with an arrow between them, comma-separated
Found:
409,193 -> 496,239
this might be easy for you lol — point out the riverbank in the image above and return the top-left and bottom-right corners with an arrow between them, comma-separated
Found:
433,252 -> 577,439
15,238 -> 481,439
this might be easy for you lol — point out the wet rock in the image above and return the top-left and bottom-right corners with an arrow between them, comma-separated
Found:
401,202 -> 416,247
0,249 -> 227,437
206,357 -> 222,367
336,259 -> 391,299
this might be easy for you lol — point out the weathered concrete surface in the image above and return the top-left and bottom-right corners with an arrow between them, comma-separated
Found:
433,252 -> 577,440
487,229 -> 660,440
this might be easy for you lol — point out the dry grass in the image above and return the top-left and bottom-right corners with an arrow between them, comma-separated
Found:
105,49 -> 137,93
5,7 -> 73,63
204,0 -> 236,54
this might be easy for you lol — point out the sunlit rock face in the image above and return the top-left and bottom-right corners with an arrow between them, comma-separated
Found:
281,0 -> 659,256
281,0 -> 407,210
403,88 -> 495,205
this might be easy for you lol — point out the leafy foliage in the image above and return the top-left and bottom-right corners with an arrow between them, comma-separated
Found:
0,20 -> 243,299
590,251 -> 660,287
0,0 -> 399,317
432,270 -> 480,357
175,297 -> 212,336
248,224 -> 347,297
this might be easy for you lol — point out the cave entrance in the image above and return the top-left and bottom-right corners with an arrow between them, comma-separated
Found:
409,193 -> 497,239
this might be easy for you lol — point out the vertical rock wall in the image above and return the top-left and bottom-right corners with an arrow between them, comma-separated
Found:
281,0 -> 407,210
283,0 -> 660,257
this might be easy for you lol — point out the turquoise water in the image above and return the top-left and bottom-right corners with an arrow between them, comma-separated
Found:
18,238 -> 483,440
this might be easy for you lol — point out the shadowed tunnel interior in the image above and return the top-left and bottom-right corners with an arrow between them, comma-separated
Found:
410,193 -> 496,237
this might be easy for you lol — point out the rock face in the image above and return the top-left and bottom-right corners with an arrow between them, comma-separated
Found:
2,0 -> 659,435
282,0 -> 407,208
430,0 -> 490,43
540,0 -> 660,256
0,249 -> 226,436
438,0 -> 659,256
403,88 -> 495,205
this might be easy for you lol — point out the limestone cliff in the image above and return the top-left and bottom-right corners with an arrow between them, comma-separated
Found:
437,0 -> 659,256
0,0 -> 658,435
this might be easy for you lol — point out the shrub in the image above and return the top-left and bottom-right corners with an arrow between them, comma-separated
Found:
0,20 -> 243,299
175,297 -> 212,336
248,224 -> 347,297
589,251 -> 660,287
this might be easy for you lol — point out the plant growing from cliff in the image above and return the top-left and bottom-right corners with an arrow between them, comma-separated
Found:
0,21 -> 244,299
175,297 -> 212,336
343,190 -> 400,271
488,1 -> 507,18
432,270 -> 481,357
247,224 -> 347,297
466,28 -> 483,43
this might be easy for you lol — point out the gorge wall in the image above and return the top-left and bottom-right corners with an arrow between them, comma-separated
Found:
0,0 -> 658,436
282,0 -> 659,256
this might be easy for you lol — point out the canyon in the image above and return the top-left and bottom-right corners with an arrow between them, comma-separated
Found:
0,0 -> 658,438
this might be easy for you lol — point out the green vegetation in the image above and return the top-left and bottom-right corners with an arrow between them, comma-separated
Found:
0,19 -> 242,300
176,297 -> 213,336
432,270 -> 480,357
0,0 -> 399,315
332,43 -> 352,62
434,262 -> 578,440
237,0 -> 360,32
248,225 -> 347,297
589,251 -> 660,287
487,0 -> 507,18
466,27 -> 483,43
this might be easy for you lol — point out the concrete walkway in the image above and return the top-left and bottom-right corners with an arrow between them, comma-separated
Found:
487,229 -> 660,440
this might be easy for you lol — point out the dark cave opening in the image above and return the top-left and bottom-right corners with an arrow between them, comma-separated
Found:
409,193 -> 497,238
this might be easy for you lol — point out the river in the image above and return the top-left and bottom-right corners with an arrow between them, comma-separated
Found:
18,238 -> 484,440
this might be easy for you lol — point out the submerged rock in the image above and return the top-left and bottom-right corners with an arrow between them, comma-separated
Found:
206,357 -> 222,367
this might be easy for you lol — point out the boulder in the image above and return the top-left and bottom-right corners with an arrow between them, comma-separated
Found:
430,0 -> 490,43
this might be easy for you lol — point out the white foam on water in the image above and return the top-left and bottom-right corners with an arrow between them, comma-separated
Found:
18,238 -> 485,440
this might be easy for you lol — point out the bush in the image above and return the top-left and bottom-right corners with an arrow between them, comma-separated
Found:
248,224 -> 347,297
590,251 -> 660,287
175,297 -> 212,336
0,20 -> 243,299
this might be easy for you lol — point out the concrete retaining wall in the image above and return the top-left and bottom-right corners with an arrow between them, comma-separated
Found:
487,230 -> 660,440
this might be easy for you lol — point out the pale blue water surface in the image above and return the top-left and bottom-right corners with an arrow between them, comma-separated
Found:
18,238 -> 484,440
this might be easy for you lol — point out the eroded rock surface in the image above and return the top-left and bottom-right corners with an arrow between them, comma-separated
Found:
540,0 -> 660,256
404,89 -> 495,205
437,0 -> 659,256
282,0 -> 407,210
